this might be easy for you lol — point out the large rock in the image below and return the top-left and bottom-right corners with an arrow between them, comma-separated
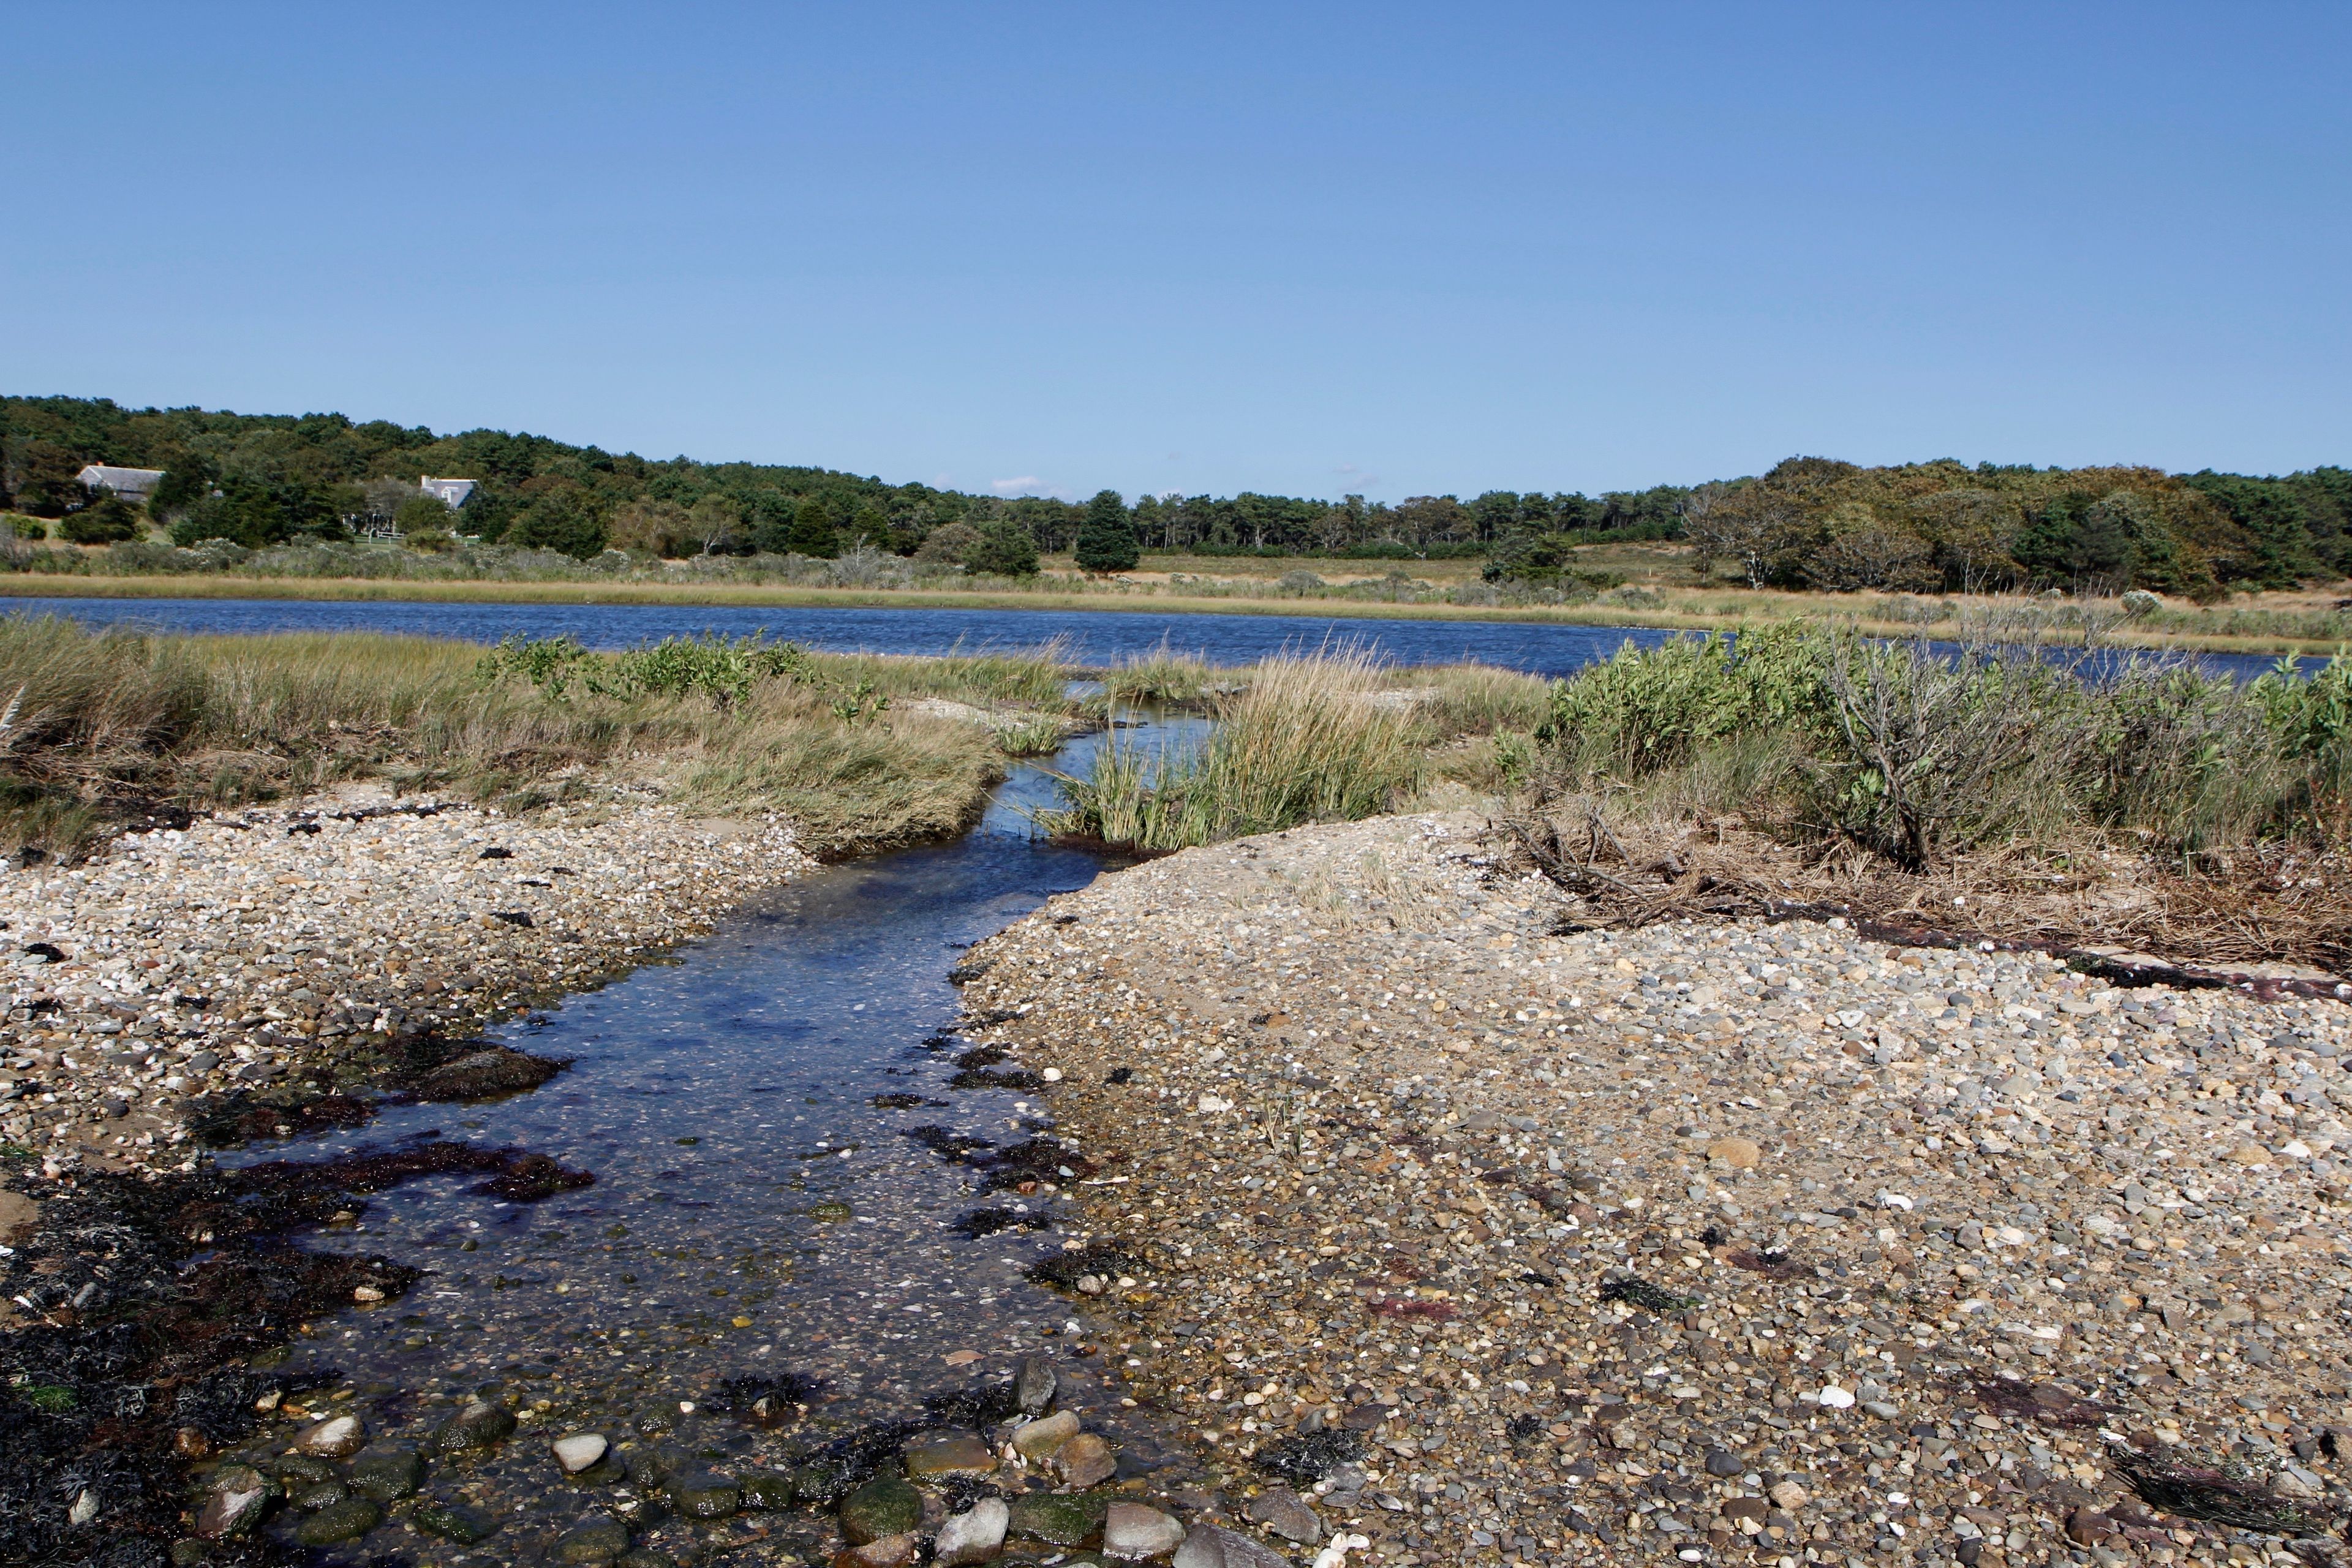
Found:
413,1499 -> 501,1544
431,1397 -> 518,1453
413,1046 -> 562,1099
665,1468 -> 740,1521
901,1430 -> 995,1479
1243,1487 -> 1321,1545
1055,1431 -> 1117,1488
1012,1409 -> 1082,1461
738,1470 -> 795,1510
1008,1490 -> 1110,1547
552,1432 -> 609,1476
934,1498 -> 1011,1566
349,1441 -> 424,1501
293,1496 -> 382,1546
835,1532 -> 922,1568
1017,1355 -> 1058,1415
194,1464 -> 271,1540
839,1474 -> 922,1545
295,1412 -> 367,1458
1174,1523 -> 1291,1568
1102,1502 -> 1186,1559
554,1513 -> 633,1564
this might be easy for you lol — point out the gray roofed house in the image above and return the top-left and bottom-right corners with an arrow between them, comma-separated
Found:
420,477 -> 477,509
77,465 -> 167,503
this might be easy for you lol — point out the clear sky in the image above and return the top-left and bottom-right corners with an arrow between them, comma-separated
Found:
6,2 -> 2347,502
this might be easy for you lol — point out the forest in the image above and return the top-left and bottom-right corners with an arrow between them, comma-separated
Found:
3,395 -> 2346,595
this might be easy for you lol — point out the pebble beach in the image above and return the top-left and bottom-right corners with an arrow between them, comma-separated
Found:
961,811 -> 2352,1568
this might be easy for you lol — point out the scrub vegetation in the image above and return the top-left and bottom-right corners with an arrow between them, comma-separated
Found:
0,619 -> 1077,858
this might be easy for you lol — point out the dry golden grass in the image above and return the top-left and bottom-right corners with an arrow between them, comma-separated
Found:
0,619 -> 1060,858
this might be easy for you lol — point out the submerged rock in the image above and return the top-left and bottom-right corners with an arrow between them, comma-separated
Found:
432,1396 -> 518,1453
1008,1490 -> 1110,1547
839,1474 -> 922,1545
413,1499 -> 501,1544
194,1465 -> 272,1540
349,1441 -> 424,1501
555,1513 -> 633,1564
665,1468 -> 741,1521
1172,1523 -> 1289,1568
293,1412 -> 366,1458
293,1495 -> 382,1546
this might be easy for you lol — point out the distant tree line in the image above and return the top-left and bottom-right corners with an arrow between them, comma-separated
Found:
2,397 -> 2345,594
1653,456 -> 2352,600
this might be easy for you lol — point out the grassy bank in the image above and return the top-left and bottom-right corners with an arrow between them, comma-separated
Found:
0,619 -> 1080,858
1049,632 -> 2352,970
1046,650 -> 1550,850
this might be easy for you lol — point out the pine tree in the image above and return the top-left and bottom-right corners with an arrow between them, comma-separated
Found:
1074,489 -> 1137,573
969,518 -> 1039,576
786,494 -> 839,559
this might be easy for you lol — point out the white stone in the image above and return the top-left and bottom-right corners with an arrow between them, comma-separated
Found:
1104,1502 -> 1187,1559
1816,1386 -> 1855,1409
552,1432 -> 608,1474
933,1498 -> 1009,1566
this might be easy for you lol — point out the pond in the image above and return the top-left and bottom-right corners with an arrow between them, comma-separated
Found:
2,594 -> 2291,682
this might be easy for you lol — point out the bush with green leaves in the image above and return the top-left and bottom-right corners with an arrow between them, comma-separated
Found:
1540,624 -> 2352,866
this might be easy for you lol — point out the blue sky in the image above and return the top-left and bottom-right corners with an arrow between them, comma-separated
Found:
6,2 -> 2347,501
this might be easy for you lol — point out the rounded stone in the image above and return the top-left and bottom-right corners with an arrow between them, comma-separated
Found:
293,1495 -> 382,1547
349,1441 -> 424,1501
839,1474 -> 922,1545
294,1412 -> 366,1458
665,1468 -> 740,1521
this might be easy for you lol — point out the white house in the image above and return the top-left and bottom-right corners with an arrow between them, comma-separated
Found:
420,477 -> 477,510
77,465 -> 167,505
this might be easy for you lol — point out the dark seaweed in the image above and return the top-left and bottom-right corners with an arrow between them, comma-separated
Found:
979,1137 -> 1096,1192
719,1372 -> 823,1428
1024,1242 -> 1138,1291
787,1419 -> 930,1505
899,1126 -> 993,1163
1963,1374 -> 2112,1430
949,1066 -> 1046,1092
2112,1449 -> 2338,1536
956,1207 -> 1054,1238
1599,1275 -> 1697,1314
922,1379 -> 1022,1431
185,1090 -> 377,1148
868,1093 -> 927,1110
1253,1429 -> 1366,1486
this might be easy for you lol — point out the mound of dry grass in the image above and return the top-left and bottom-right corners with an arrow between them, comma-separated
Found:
0,619 -> 1066,857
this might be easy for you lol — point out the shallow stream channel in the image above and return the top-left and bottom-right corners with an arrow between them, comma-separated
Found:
224,716 -> 1212,1565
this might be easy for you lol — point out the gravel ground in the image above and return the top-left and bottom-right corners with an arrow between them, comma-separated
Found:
960,812 -> 2352,1568
0,780 -> 809,1183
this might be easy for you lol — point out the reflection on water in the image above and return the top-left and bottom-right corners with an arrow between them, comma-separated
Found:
232,720 -> 1209,1560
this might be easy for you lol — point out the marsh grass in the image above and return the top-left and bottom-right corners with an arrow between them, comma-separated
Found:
1534,624 -> 2352,868
0,619 -> 1067,856
1046,649 -> 1438,850
1099,641 -> 1222,705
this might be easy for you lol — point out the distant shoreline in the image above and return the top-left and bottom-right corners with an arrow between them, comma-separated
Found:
0,572 -> 2340,657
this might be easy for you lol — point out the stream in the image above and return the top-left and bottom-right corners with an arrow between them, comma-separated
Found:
228,716 -> 1211,1564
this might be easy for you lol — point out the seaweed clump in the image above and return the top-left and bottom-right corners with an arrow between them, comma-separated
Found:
956,1207 -> 1054,1238
900,1125 -> 993,1164
403,1044 -> 570,1101
185,1090 -> 376,1148
979,1137 -> 1097,1192
2111,1447 -> 2339,1536
1254,1428 -> 1366,1486
720,1372 -> 823,1429
922,1379 -> 1023,1431
1025,1241 -> 1139,1291
1964,1374 -> 2111,1430
788,1419 -> 930,1505
1599,1275 -> 1697,1314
